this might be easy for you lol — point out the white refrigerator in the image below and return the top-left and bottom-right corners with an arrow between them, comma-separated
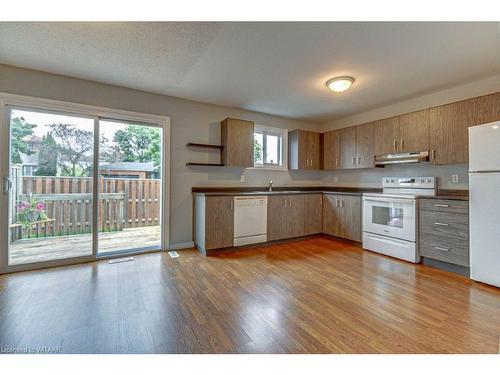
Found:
469,121 -> 500,287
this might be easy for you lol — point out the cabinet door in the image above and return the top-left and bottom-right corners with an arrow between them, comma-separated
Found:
303,194 -> 322,235
297,130 -> 310,169
339,126 -> 357,169
288,195 -> 305,237
340,195 -> 361,242
308,131 -> 321,170
470,92 -> 500,126
205,196 -> 234,250
374,117 -> 399,156
322,130 -> 341,170
355,122 -> 375,169
267,195 -> 289,241
322,194 -> 342,237
429,100 -> 472,165
399,109 -> 429,153
221,118 -> 255,167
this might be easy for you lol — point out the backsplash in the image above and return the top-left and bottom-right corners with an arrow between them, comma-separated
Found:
322,163 -> 469,190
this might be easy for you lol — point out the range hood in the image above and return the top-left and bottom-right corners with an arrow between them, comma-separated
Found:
375,151 -> 429,166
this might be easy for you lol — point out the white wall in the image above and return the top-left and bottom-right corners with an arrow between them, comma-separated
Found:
0,64 -> 323,247
321,74 -> 500,190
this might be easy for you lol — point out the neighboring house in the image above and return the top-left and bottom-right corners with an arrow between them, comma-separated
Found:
98,161 -> 159,179
20,135 -> 41,176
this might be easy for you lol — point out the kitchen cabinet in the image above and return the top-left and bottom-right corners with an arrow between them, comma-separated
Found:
398,109 -> 430,153
303,194 -> 323,235
355,123 -> 375,169
221,118 -> 254,167
374,111 -> 429,156
429,100 -> 472,165
338,123 -> 374,169
322,194 -> 361,242
339,126 -> 357,169
419,198 -> 469,268
322,130 -> 341,170
267,194 -> 305,240
194,195 -> 234,252
374,117 -> 400,156
289,129 -> 321,170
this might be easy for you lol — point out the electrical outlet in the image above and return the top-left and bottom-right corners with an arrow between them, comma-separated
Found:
333,176 -> 338,183
240,173 -> 245,182
452,174 -> 459,184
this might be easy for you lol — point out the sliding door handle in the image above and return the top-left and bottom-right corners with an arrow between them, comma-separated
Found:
3,176 -> 12,194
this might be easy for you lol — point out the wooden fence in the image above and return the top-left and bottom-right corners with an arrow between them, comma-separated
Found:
10,175 -> 161,240
12,192 -> 126,239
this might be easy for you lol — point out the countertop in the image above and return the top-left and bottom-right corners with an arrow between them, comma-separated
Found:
192,186 -> 469,200
192,186 -> 381,197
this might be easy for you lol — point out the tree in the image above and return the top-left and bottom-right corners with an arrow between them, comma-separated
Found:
10,117 -> 36,164
254,138 -> 262,163
49,123 -> 94,177
113,125 -> 161,171
35,134 -> 58,176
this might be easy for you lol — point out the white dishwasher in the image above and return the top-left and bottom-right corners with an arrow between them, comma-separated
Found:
233,196 -> 268,246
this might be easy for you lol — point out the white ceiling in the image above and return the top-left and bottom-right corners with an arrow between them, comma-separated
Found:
1,22 -> 499,122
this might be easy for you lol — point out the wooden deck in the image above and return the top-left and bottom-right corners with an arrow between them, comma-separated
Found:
9,226 -> 161,265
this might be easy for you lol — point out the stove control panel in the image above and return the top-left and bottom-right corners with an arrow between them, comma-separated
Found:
383,176 -> 436,189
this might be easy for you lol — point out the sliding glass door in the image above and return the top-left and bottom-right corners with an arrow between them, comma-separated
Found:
3,105 -> 165,270
6,108 -> 95,266
97,119 -> 162,255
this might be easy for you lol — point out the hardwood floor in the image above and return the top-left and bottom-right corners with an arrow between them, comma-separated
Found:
0,237 -> 499,353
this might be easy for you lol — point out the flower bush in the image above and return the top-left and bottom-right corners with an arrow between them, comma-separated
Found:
17,195 -> 48,230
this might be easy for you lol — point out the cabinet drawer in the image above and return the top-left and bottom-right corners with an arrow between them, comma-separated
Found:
419,210 -> 468,239
419,199 -> 468,214
420,233 -> 469,267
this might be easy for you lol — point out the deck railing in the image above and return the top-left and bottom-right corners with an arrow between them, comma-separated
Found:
10,173 -> 161,241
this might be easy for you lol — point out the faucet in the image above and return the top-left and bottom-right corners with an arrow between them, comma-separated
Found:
268,179 -> 273,192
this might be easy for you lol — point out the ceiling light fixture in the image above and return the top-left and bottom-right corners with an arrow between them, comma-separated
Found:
326,76 -> 355,93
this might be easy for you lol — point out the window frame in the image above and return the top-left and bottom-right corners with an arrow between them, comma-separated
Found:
251,124 -> 288,170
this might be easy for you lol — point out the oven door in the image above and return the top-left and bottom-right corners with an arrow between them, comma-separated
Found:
362,196 -> 416,242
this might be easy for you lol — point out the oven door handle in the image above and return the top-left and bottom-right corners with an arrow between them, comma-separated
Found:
363,197 -> 414,204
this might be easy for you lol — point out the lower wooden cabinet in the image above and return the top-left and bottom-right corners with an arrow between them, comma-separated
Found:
303,194 -> 323,235
267,194 -> 305,241
322,193 -> 361,242
194,195 -> 234,252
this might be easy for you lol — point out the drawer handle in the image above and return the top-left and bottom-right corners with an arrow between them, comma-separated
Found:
434,222 -> 449,226
434,246 -> 450,252
434,204 -> 450,208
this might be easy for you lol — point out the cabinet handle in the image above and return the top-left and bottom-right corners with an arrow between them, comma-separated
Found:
283,199 -> 286,208
335,158 -> 338,166
357,156 -> 361,165
341,199 -> 344,208
434,246 -> 450,252
434,222 -> 449,226
230,200 -> 233,210
335,198 -> 339,207
394,140 -> 397,150
401,139 -> 404,150
352,157 -> 356,165
434,204 -> 449,208
432,150 -> 436,160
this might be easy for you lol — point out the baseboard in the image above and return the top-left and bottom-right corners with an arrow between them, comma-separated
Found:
169,241 -> 195,251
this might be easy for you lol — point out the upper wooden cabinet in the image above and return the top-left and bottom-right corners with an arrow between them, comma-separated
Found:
339,126 -> 357,169
355,123 -> 375,168
322,130 -> 341,170
374,117 -> 400,155
398,109 -> 430,153
289,129 -> 321,170
374,110 -> 429,156
338,123 -> 375,169
429,100 -> 471,165
221,118 -> 254,167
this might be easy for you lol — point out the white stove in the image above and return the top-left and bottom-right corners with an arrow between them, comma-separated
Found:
362,177 -> 436,263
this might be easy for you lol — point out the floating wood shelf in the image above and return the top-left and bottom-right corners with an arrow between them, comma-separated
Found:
186,162 -> 225,167
186,143 -> 224,150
